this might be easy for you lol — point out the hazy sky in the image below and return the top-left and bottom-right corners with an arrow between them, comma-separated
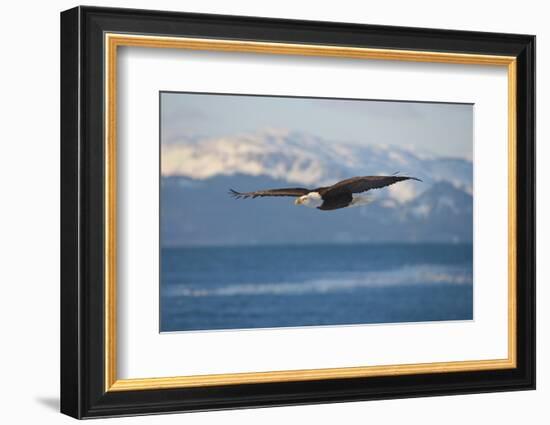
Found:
161,92 -> 473,159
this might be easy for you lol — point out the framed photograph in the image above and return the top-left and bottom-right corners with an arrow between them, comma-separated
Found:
60,6 -> 535,419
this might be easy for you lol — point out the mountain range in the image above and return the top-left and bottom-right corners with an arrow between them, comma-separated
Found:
161,130 -> 473,246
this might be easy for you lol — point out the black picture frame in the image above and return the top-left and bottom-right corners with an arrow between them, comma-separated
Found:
61,5 -> 535,419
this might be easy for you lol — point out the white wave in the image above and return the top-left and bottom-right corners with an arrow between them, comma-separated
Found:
167,265 -> 472,297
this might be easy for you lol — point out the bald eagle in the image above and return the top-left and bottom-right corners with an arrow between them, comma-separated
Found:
229,175 -> 421,211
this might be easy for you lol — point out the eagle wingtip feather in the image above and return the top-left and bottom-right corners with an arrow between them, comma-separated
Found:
228,189 -> 244,199
402,176 -> 422,183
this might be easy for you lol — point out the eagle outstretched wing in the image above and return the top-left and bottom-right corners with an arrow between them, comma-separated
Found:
229,188 -> 311,199
320,176 -> 421,197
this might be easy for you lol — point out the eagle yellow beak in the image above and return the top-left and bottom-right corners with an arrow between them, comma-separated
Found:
295,198 -> 302,205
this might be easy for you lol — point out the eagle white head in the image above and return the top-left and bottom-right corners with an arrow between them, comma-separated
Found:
295,192 -> 323,208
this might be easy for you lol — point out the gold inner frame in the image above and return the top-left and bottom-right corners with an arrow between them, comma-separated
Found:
104,33 -> 517,392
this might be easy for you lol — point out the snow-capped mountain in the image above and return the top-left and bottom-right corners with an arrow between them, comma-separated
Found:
160,130 -> 473,245
404,181 -> 473,220
161,129 -> 472,203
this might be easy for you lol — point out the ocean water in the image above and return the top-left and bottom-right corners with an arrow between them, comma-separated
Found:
160,243 -> 473,332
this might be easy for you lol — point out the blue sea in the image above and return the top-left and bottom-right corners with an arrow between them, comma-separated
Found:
160,243 -> 473,332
